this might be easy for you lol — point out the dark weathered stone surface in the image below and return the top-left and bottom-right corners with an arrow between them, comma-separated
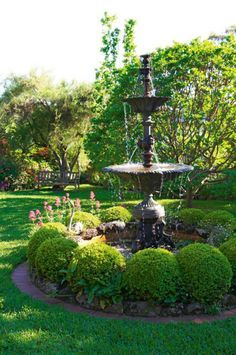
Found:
98,221 -> 137,242
183,303 -> 203,315
124,301 -> 156,317
196,228 -> 208,239
82,228 -> 98,240
103,303 -> 123,314
223,294 -> 236,307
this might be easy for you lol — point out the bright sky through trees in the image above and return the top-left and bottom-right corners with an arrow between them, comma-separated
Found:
0,0 -> 235,83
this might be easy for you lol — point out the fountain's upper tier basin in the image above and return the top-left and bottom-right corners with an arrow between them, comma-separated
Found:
125,97 -> 169,113
103,162 -> 193,194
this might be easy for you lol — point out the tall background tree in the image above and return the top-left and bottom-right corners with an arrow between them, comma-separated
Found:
0,73 -> 94,179
85,13 -> 140,173
151,34 -> 236,205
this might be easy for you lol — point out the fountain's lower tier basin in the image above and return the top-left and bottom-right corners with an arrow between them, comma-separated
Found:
103,162 -> 193,194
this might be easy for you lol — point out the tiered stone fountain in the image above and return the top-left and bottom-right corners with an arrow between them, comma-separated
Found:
103,54 -> 193,250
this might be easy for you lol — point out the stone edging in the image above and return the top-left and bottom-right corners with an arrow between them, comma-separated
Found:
12,262 -> 236,324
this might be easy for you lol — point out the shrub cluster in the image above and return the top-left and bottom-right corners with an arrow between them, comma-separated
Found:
220,237 -> 236,278
178,208 -> 205,226
123,248 -> 181,303
66,211 -> 101,229
35,237 -> 77,282
28,227 -> 64,267
69,243 -> 125,293
177,243 -> 232,304
42,222 -> 67,234
100,206 -> 132,223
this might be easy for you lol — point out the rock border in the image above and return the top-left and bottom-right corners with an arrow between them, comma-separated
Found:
12,262 -> 236,324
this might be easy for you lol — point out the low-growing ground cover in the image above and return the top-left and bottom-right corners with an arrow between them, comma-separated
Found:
1,185 -> 236,353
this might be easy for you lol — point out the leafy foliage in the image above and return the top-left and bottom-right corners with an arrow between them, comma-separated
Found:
77,273 -> 123,308
42,222 -> 67,234
100,206 -> 132,222
68,243 -> 125,294
177,243 -> 232,304
66,211 -> 101,229
0,74 -> 93,175
220,237 -> 236,278
27,227 -> 64,267
123,248 -> 181,303
178,208 -> 205,226
35,237 -> 77,282
85,14 -> 139,171
200,210 -> 236,233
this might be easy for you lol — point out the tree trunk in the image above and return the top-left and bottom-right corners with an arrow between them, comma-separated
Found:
186,187 -> 193,208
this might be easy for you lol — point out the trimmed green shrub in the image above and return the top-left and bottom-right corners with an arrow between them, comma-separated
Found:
66,211 -> 101,229
200,210 -> 236,233
69,243 -> 125,293
220,238 -> 236,277
178,208 -> 205,226
123,248 -> 181,303
42,222 -> 67,234
177,243 -> 232,304
28,227 -> 63,267
100,206 -> 132,223
35,237 -> 77,282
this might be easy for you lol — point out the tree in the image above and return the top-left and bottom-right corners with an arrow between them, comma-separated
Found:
151,35 -> 236,206
86,13 -> 139,172
0,73 -> 94,176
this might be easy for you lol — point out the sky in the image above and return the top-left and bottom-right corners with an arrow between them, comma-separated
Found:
0,0 -> 235,83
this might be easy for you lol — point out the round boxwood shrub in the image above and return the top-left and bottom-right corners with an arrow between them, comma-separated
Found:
35,237 -> 77,282
177,243 -> 232,304
28,227 -> 64,267
123,248 -> 181,303
69,243 -> 125,292
42,222 -> 67,234
219,238 -> 236,277
100,206 -> 132,223
66,211 -> 101,230
178,208 -> 205,226
200,210 -> 236,233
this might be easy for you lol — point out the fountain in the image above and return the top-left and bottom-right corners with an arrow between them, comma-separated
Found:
103,54 -> 193,250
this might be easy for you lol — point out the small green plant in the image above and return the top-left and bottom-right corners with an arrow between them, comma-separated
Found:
219,237 -> 236,278
35,237 -> 77,282
178,208 -> 205,226
65,211 -> 101,229
68,243 -> 125,299
123,248 -> 182,303
207,225 -> 232,247
100,206 -> 132,223
177,243 -> 232,304
200,210 -> 236,234
27,227 -> 64,267
77,273 -> 123,308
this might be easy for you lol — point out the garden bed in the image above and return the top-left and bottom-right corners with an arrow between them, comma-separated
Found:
13,262 -> 236,323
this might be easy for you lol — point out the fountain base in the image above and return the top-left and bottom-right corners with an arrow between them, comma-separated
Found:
132,194 -> 175,252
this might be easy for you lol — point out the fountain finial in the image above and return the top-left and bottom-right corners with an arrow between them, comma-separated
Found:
140,54 -> 153,97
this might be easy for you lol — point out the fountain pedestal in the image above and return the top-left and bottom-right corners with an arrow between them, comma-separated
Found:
132,194 -> 175,250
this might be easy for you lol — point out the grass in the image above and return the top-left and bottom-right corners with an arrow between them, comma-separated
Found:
0,184 -> 236,353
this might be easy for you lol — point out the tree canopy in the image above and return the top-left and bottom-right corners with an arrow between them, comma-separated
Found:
0,73 -> 94,175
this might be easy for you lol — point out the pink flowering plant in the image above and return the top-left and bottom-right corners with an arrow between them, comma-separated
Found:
28,191 -> 99,230
28,192 -> 81,229
89,190 -> 101,216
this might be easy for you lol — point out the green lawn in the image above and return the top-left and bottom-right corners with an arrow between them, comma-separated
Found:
0,185 -> 236,354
